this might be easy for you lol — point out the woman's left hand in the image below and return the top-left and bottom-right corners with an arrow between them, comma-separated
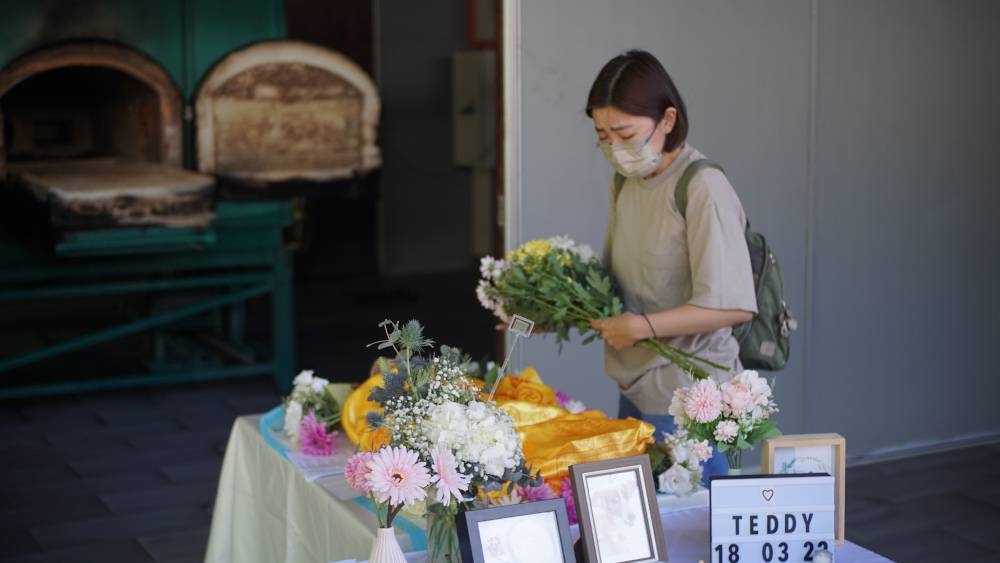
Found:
591,313 -> 647,351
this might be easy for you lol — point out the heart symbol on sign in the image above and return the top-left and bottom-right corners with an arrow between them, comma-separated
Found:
762,489 -> 775,502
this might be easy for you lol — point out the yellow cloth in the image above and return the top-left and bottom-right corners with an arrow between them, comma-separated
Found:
491,366 -> 559,405
341,366 -> 655,488
519,411 -> 655,485
340,372 -> 390,450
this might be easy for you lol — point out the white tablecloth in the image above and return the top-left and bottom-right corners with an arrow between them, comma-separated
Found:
206,414 -> 893,563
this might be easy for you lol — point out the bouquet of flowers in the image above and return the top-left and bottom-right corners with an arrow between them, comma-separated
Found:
668,370 -> 781,471
477,235 -> 723,379
283,370 -> 341,456
343,320 -> 539,561
648,429 -> 713,496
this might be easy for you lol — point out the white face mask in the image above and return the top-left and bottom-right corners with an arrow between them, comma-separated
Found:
599,129 -> 663,178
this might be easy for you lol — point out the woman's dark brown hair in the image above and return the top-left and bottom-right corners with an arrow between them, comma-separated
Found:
586,49 -> 688,152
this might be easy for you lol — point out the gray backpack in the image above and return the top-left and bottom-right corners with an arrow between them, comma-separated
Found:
613,159 -> 796,370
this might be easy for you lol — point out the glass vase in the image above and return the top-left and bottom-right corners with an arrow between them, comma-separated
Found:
425,501 -> 461,562
725,449 -> 743,476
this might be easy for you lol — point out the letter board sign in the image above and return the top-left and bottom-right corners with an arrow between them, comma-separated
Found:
710,474 -> 835,563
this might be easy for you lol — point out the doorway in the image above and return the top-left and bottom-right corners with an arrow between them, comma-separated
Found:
281,0 -> 504,379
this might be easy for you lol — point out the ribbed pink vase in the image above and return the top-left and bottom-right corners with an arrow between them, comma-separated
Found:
369,527 -> 407,563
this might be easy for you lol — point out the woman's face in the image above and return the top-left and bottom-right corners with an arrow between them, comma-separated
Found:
591,105 -> 673,146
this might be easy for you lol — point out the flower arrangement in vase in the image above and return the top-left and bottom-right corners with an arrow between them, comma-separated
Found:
343,320 -> 540,562
668,369 -> 781,474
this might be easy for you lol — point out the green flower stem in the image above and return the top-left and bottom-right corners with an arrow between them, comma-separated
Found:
639,338 -> 730,380
512,286 -> 597,322
530,271 -> 606,317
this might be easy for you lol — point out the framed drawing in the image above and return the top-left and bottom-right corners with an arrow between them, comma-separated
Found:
762,433 -> 846,543
456,498 -> 576,563
570,454 -> 668,562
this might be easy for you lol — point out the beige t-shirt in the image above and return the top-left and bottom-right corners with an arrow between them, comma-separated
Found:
602,144 -> 757,415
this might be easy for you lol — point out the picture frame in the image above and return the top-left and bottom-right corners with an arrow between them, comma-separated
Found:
456,498 -> 576,563
761,433 -> 846,543
570,454 -> 668,563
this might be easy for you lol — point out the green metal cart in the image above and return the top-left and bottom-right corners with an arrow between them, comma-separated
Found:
0,200 -> 295,399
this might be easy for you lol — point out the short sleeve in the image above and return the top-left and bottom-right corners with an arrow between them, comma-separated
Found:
684,170 -> 758,313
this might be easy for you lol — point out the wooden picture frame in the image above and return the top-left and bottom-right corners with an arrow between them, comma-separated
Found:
569,454 -> 668,563
456,498 -> 576,563
762,433 -> 846,543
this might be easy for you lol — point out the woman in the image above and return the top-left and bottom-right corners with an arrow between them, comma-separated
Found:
587,50 -> 757,481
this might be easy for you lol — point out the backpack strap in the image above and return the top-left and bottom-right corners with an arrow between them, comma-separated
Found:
675,159 -> 724,219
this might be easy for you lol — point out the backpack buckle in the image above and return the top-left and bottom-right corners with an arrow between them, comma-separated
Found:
779,301 -> 798,337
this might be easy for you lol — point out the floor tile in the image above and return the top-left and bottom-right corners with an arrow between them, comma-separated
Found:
30,508 -> 210,549
137,527 -> 209,561
69,448 -> 220,478
160,459 -> 223,485
1,540 -> 153,563
100,482 -> 216,514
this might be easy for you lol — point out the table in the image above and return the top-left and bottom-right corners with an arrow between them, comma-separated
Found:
206,415 -> 895,563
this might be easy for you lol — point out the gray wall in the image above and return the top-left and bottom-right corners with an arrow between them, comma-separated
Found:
376,0 -> 473,275
512,0 -> 1000,459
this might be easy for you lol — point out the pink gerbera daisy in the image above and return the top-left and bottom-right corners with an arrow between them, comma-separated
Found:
344,451 -> 375,494
299,412 -> 338,456
366,446 -> 431,507
429,445 -> 471,506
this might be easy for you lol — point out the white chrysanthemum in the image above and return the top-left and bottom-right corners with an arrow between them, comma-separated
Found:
658,463 -> 695,495
547,235 -> 574,250
476,280 -> 495,311
293,370 -> 314,387
667,388 -> 690,425
284,400 -> 303,444
479,256 -> 496,279
310,376 -> 330,394
574,244 -> 595,261
479,256 -> 507,280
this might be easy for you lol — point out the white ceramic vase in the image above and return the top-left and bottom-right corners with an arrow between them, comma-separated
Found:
369,527 -> 407,563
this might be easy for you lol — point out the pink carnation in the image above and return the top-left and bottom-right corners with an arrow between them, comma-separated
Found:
366,446 -> 431,507
344,451 -> 376,493
560,476 -> 578,525
690,440 -> 713,462
299,412 -> 338,456
684,380 -> 723,423
714,420 -> 739,443
720,380 -> 754,416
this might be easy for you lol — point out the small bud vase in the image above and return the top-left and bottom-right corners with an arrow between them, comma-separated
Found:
369,527 -> 406,563
726,449 -> 743,476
